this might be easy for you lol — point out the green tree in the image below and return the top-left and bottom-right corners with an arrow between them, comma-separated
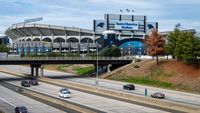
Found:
146,28 -> 166,65
182,35 -> 200,67
166,28 -> 180,59
0,44 -> 9,52
99,45 -> 121,57
174,31 -> 189,61
166,28 -> 200,67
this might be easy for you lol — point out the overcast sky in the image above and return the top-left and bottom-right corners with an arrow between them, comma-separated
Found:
0,0 -> 200,36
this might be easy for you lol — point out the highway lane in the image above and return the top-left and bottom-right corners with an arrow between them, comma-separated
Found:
0,83 -> 65,113
0,98 -> 15,113
0,72 -> 171,113
66,78 -> 200,107
1,65 -> 200,107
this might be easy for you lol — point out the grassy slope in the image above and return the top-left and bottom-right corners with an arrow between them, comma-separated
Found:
44,64 -> 95,75
105,59 -> 200,93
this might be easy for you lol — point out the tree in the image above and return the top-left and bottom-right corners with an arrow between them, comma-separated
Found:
166,29 -> 200,67
182,35 -> 200,67
146,28 -> 166,65
166,28 -> 180,59
99,45 -> 121,57
0,44 -> 9,52
174,31 -> 188,61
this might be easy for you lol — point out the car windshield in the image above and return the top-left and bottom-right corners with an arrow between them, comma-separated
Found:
19,107 -> 27,112
128,84 -> 133,86
60,88 -> 68,92
62,91 -> 70,94
23,81 -> 28,83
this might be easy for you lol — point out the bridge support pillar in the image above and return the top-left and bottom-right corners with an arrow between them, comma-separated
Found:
35,67 -> 39,77
107,64 -> 112,73
30,64 -> 42,77
40,65 -> 44,77
31,66 -> 34,76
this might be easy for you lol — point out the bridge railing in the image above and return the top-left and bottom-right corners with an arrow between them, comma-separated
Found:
0,56 -> 134,61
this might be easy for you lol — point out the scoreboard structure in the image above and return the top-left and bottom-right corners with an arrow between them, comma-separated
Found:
94,14 -> 158,39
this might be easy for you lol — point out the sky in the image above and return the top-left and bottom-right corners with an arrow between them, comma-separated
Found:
0,0 -> 200,36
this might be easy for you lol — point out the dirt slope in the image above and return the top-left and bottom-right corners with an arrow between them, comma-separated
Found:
106,59 -> 200,93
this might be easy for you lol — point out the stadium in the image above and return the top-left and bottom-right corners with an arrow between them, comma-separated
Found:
5,14 -> 158,55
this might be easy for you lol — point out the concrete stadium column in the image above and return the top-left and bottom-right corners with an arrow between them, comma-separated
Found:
40,65 -> 44,77
93,32 -> 95,43
69,41 -> 71,53
65,34 -> 67,43
51,34 -> 54,43
131,33 -> 134,38
40,34 -> 42,42
118,33 -> 121,40
31,35 -> 33,41
51,34 -> 54,53
79,29 -> 81,43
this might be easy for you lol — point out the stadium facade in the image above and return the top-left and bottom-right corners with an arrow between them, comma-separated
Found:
5,14 -> 158,55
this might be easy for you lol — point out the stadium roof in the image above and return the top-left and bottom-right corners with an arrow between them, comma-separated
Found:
5,23 -> 94,40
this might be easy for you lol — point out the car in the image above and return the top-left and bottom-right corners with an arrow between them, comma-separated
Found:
15,106 -> 28,113
21,80 -> 30,87
151,92 -> 165,99
28,79 -> 38,85
59,88 -> 71,98
123,84 -> 135,90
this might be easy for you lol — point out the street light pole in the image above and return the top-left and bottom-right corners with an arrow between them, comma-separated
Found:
95,42 -> 99,89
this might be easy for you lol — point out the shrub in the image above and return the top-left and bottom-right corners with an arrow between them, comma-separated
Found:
133,65 -> 140,68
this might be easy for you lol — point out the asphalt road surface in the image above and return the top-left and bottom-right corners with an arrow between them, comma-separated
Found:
1,65 -> 199,108
0,83 -> 65,113
0,72 -> 172,113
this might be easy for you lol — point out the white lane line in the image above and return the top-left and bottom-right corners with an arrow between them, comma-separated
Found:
0,98 -> 16,107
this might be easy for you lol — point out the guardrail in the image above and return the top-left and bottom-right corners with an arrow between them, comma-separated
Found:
0,56 -> 134,61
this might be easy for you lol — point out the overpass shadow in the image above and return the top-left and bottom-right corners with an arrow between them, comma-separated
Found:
42,71 -> 96,79
0,77 -> 30,82
46,74 -> 91,79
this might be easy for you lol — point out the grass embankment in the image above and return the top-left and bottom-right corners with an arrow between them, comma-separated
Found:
56,64 -> 95,75
107,67 -> 174,89
57,64 -> 72,71
73,66 -> 95,75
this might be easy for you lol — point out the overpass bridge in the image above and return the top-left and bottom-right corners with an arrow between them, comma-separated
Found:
0,57 -> 133,77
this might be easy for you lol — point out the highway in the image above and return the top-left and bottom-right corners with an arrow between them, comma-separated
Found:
0,82 -> 65,113
0,71 -> 173,113
0,65 -> 199,108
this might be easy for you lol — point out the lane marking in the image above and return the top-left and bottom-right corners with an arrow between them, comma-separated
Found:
0,98 -> 16,107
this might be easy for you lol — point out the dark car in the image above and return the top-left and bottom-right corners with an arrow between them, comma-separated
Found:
28,79 -> 38,85
15,106 -> 28,113
151,92 -> 165,99
21,80 -> 30,87
123,84 -> 135,90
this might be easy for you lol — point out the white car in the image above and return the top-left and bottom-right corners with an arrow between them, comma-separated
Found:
59,89 -> 71,98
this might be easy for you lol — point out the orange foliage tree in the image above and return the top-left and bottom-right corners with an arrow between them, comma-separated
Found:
145,28 -> 166,65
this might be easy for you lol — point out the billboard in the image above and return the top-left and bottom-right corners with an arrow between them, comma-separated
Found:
115,21 -> 139,30
145,22 -> 157,34
94,20 -> 107,32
